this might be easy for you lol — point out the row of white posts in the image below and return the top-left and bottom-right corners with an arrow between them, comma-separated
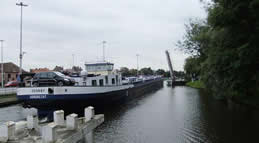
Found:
0,106 -> 104,143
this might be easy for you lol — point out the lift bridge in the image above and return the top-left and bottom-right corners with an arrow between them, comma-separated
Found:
165,50 -> 186,86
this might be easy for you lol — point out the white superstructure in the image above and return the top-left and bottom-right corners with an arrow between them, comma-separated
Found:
73,62 -> 122,86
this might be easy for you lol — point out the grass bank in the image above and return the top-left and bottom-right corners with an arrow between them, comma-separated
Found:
187,81 -> 259,109
186,81 -> 205,89
0,94 -> 19,107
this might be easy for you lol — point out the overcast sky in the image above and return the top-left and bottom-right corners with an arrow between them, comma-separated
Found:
0,0 -> 206,71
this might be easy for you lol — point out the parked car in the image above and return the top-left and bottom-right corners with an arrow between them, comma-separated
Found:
32,72 -> 75,87
4,81 -> 18,87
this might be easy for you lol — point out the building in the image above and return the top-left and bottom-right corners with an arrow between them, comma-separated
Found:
85,62 -> 114,75
0,62 -> 26,85
30,68 -> 50,73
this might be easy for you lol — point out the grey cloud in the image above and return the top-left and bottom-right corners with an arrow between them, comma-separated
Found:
0,0 -> 206,71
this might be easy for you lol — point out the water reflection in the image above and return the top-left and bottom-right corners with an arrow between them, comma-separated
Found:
94,85 -> 259,143
0,105 -> 37,124
0,83 -> 259,143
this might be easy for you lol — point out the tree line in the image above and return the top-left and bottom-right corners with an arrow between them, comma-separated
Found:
178,0 -> 259,98
119,67 -> 185,79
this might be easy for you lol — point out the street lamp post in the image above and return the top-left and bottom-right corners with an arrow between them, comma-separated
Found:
72,54 -> 75,72
16,2 -> 28,75
0,40 -> 4,88
136,54 -> 139,76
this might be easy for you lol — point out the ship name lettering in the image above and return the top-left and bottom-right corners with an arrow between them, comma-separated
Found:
32,89 -> 45,93
30,95 -> 46,99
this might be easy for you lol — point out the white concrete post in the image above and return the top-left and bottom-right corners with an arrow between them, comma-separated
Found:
66,113 -> 78,130
85,131 -> 94,143
0,121 -> 15,142
27,115 -> 38,129
84,106 -> 95,122
54,110 -> 65,126
42,123 -> 57,143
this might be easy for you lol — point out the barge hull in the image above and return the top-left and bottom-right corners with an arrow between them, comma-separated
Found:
18,79 -> 163,110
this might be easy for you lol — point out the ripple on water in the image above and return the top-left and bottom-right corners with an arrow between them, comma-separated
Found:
0,105 -> 38,124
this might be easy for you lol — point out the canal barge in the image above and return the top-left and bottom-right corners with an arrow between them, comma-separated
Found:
17,62 -> 163,110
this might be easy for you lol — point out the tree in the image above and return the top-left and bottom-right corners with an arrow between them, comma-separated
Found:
184,56 -> 202,81
72,66 -> 82,73
53,66 -> 64,72
140,67 -> 153,75
203,0 -> 259,97
155,69 -> 166,76
177,18 -> 210,82
129,69 -> 138,76
178,0 -> 259,98
177,18 -> 211,58
120,67 -> 130,77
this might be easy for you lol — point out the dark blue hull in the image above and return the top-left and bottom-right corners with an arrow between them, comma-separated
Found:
18,79 -> 163,115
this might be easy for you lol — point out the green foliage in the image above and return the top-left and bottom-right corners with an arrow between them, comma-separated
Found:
72,66 -> 82,72
184,56 -> 201,81
155,69 -> 166,76
120,67 -> 185,79
120,67 -> 138,77
178,0 -> 259,98
129,69 -> 138,76
140,67 -> 154,75
177,19 -> 210,57
186,81 -> 205,89
120,67 -> 130,77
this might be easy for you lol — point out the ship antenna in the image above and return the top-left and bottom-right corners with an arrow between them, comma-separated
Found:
102,41 -> 106,62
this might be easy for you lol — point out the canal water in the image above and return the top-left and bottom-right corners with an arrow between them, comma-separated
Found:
0,83 -> 259,142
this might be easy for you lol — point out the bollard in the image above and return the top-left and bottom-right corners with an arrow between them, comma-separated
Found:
15,121 -> 27,134
27,115 -> 39,129
54,110 -> 65,126
0,121 -> 15,142
42,123 -> 58,143
84,106 -> 95,122
66,113 -> 78,130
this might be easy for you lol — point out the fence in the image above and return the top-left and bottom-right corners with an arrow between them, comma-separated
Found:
0,88 -> 17,95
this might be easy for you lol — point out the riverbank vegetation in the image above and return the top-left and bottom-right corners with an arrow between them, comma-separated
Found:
186,81 -> 205,89
178,0 -> 259,106
119,67 -> 185,79
0,94 -> 18,107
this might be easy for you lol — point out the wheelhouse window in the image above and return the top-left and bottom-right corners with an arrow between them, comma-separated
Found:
105,76 -> 108,84
99,79 -> 104,86
112,78 -> 115,84
92,80 -> 97,86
